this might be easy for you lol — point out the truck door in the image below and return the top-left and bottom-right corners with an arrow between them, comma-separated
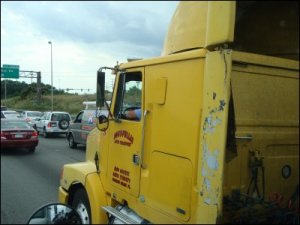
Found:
107,69 -> 144,197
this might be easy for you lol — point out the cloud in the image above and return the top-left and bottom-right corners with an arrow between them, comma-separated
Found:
3,2 -> 177,51
1,1 -> 178,93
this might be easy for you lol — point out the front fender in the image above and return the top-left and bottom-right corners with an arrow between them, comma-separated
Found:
60,162 -> 108,223
60,162 -> 96,190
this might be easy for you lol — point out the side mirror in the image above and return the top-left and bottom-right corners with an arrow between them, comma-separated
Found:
96,71 -> 105,108
97,115 -> 109,131
27,203 -> 82,224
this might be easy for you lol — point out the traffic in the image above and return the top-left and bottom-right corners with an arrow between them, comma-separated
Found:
1,1 -> 299,224
1,134 -> 86,224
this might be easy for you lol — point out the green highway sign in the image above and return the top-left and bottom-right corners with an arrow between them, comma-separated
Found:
1,64 -> 20,79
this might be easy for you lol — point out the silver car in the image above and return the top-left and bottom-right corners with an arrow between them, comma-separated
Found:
67,109 -> 108,148
20,111 -> 43,129
1,110 -> 21,119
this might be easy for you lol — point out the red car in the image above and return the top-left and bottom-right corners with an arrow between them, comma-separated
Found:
1,118 -> 39,152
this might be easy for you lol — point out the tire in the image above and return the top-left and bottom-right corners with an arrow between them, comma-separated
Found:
59,119 -> 69,130
72,189 -> 91,224
68,134 -> 77,149
43,128 -> 49,138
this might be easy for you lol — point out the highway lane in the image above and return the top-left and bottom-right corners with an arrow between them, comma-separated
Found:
1,134 -> 86,224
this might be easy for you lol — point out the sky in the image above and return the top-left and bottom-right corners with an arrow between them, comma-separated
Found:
1,1 -> 178,94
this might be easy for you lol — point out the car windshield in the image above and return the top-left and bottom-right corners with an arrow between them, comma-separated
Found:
27,112 -> 43,117
51,113 -> 70,121
1,120 -> 31,129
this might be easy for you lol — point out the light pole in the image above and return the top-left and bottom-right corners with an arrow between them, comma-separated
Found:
48,41 -> 53,111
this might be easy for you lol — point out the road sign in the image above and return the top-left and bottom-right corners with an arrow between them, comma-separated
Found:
1,64 -> 20,78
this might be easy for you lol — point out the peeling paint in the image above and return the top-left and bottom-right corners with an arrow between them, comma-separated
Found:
204,197 -> 218,206
198,50 -> 232,210
202,168 -> 207,177
204,198 -> 211,205
204,177 -> 211,190
203,99 -> 226,134
203,143 -> 219,171
207,151 -> 219,170
218,100 -> 226,111
203,115 -> 222,134
201,143 -> 220,205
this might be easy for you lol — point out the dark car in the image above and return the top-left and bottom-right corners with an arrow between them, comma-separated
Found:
1,119 -> 39,152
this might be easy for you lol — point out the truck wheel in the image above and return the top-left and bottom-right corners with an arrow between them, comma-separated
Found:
72,189 -> 91,224
68,134 -> 77,149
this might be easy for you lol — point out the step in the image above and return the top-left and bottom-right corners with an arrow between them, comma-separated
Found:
101,206 -> 139,224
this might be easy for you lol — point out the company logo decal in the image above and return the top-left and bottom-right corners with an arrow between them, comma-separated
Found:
114,130 -> 134,147
112,166 -> 131,189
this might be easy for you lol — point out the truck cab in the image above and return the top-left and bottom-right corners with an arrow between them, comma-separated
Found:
59,2 -> 299,224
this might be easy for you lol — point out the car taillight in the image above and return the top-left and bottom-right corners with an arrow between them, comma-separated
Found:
48,122 -> 56,128
1,131 -> 7,140
31,131 -> 38,139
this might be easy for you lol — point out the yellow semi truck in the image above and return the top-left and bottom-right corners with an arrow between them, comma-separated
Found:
58,1 -> 299,224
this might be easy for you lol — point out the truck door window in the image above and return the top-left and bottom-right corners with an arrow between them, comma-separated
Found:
114,72 -> 142,121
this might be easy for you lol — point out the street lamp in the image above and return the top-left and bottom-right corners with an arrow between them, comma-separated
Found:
48,41 -> 53,111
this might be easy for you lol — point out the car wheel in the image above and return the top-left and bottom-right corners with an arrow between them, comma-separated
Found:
28,147 -> 35,153
43,128 -> 49,138
59,119 -> 69,130
72,189 -> 91,224
68,134 -> 77,149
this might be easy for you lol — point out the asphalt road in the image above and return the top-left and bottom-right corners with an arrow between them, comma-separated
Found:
1,134 -> 86,224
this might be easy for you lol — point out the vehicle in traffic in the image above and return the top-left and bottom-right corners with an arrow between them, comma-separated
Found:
20,111 -> 43,129
1,110 -> 21,119
83,100 -> 111,110
1,118 -> 39,152
35,111 -> 72,138
58,1 -> 299,224
67,109 -> 108,149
